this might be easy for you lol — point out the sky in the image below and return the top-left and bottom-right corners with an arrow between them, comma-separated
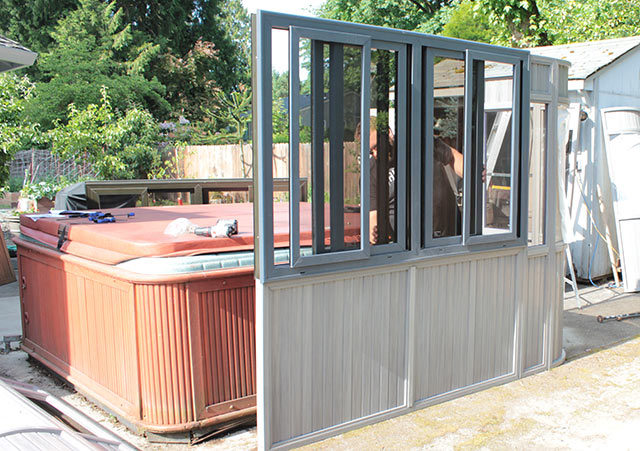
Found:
241,0 -> 325,17
241,0 -> 326,73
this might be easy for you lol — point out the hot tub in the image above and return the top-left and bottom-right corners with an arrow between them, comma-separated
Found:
14,203 -> 341,440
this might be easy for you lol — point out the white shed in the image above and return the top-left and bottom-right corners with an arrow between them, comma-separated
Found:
532,37 -> 640,281
0,35 -> 37,73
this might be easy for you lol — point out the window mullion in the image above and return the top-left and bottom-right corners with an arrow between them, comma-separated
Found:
329,43 -> 345,252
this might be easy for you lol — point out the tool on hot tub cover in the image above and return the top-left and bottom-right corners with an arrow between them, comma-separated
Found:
55,211 -> 135,249
57,211 -> 136,223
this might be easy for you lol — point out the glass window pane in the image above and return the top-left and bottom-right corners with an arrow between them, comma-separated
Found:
296,39 -> 364,255
433,57 -> 465,238
272,27 -> 290,265
483,61 -> 514,233
528,103 -> 547,246
342,44 -> 363,249
368,49 -> 399,245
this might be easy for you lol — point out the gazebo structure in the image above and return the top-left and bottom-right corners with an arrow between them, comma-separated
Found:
253,11 -> 570,449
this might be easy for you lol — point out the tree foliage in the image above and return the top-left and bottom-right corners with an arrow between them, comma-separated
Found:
1,0 -> 251,125
155,40 -> 223,121
475,0 -> 551,47
0,74 -> 44,186
117,0 -> 250,93
203,85 -> 252,145
442,1 -> 492,43
0,0 -> 78,53
26,0 -> 169,129
317,0 -> 452,30
50,87 -> 163,180
544,0 -> 640,44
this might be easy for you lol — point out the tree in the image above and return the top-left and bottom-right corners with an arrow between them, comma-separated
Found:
203,84 -> 252,145
50,87 -> 163,180
476,0 -> 640,47
26,0 -> 169,129
544,0 -> 640,44
217,0 -> 251,76
117,0 -> 251,96
0,74 -> 44,186
317,0 -> 451,31
442,1 -> 492,43
475,0 -> 551,47
0,0 -> 78,53
155,40 -> 223,121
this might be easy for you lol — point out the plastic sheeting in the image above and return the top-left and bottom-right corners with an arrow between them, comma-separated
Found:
54,181 -> 138,210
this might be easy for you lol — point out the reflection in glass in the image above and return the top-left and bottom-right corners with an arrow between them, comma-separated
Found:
483,61 -> 514,233
432,57 -> 465,238
272,28 -> 289,265
367,49 -> 398,245
296,39 -> 364,254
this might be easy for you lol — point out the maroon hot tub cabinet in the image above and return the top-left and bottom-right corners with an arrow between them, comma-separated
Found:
15,204 -> 272,439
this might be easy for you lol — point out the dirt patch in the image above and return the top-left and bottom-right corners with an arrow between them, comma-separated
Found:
0,351 -> 257,450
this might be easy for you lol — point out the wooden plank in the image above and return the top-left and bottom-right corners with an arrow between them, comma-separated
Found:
0,232 -> 15,286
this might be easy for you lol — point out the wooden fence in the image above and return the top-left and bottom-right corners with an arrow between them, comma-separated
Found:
181,143 -> 361,202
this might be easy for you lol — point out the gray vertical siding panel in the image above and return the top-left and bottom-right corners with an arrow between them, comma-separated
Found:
268,270 -> 408,444
553,251 -> 565,362
301,286 -> 313,434
413,254 -> 518,403
263,249 -> 564,448
523,255 -> 546,371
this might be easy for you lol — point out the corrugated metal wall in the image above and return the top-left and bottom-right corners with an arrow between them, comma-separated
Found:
553,250 -> 565,363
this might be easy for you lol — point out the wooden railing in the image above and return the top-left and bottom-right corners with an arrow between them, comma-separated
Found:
83,178 -> 307,208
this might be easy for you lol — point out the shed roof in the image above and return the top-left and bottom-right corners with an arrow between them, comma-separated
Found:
0,35 -> 37,73
531,36 -> 640,81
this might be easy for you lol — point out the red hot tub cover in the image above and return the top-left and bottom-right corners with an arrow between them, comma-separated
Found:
19,203 -> 273,265
19,202 -> 362,265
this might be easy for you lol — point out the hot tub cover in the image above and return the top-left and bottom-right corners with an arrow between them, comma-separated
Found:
20,204 -> 263,264
20,203 -> 361,265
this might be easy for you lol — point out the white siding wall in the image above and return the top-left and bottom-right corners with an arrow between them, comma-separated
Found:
569,46 -> 640,278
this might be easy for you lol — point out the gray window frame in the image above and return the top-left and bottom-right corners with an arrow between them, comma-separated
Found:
368,41 -> 408,256
423,47 -> 466,248
288,26 -> 373,267
252,11 -> 530,282
463,50 -> 524,246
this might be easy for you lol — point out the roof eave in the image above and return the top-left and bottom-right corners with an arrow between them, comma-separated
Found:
0,46 -> 37,73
